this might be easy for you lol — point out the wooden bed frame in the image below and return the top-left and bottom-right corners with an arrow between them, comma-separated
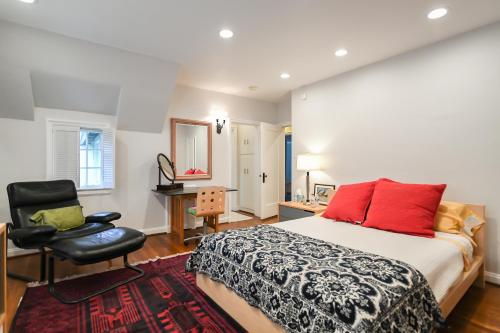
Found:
196,204 -> 486,333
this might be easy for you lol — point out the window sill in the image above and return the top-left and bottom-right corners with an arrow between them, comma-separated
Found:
77,189 -> 113,196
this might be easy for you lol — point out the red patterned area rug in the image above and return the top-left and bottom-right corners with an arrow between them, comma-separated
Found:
11,253 -> 245,333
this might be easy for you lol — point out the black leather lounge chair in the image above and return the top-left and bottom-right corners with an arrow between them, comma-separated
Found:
6,180 -> 146,304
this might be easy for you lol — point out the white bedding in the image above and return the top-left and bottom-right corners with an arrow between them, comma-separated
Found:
275,216 -> 472,302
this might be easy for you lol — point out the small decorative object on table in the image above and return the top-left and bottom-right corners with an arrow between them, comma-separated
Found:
313,183 -> 336,205
295,188 -> 305,203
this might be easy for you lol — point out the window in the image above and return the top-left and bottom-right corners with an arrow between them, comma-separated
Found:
48,121 -> 115,191
80,129 -> 103,189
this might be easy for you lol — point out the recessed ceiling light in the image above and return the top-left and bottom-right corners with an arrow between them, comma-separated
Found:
427,8 -> 448,20
219,29 -> 234,39
334,48 -> 348,57
280,73 -> 290,79
18,0 -> 37,3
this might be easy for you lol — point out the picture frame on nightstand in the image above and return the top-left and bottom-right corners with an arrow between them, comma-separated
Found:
313,184 -> 335,205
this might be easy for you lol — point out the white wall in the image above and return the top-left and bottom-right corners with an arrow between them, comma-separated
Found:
0,85 -> 278,255
172,85 -> 278,124
292,22 -> 500,277
277,92 -> 292,125
0,19 -> 179,133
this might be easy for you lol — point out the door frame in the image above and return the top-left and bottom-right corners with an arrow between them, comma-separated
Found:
230,124 -> 239,211
278,123 -> 291,203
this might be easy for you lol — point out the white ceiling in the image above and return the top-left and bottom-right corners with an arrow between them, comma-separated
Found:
0,0 -> 499,102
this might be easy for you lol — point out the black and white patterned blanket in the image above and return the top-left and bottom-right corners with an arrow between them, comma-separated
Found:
186,225 -> 444,332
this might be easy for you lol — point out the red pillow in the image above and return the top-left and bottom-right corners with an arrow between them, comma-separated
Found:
322,181 -> 377,223
363,180 -> 446,237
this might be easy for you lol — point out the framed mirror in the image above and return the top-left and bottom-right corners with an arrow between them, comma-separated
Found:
171,118 -> 212,180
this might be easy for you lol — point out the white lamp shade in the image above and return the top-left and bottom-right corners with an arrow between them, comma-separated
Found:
297,154 -> 321,171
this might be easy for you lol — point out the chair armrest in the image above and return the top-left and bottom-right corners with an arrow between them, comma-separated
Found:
7,225 -> 57,242
85,212 -> 121,224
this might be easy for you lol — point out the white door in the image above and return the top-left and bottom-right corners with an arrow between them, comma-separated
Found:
258,122 -> 280,219
238,124 -> 256,155
231,125 -> 239,211
239,154 -> 254,213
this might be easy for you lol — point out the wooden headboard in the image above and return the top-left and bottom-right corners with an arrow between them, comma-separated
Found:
440,204 -> 486,317
465,204 -> 486,260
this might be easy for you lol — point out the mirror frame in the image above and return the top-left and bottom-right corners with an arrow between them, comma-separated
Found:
171,118 -> 212,180
157,153 -> 176,183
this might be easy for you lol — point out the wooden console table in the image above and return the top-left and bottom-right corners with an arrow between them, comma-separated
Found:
153,187 -> 237,246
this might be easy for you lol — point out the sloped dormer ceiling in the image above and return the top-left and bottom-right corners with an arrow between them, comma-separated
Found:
0,63 -> 33,121
31,71 -> 121,116
0,20 -> 179,133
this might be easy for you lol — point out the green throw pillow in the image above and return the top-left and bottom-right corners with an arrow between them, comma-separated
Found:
30,205 -> 85,231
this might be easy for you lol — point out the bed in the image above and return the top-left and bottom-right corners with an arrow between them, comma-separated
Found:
187,204 -> 485,333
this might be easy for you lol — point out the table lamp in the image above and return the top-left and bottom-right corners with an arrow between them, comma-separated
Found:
297,154 -> 321,203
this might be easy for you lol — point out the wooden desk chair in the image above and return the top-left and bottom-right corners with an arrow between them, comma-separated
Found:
184,187 -> 226,244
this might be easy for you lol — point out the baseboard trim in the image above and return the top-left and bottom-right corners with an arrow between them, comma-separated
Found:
485,271 -> 500,285
7,247 -> 39,258
7,225 -> 168,258
140,226 -> 167,236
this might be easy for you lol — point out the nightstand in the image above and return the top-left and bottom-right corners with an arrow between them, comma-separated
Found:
278,201 -> 326,222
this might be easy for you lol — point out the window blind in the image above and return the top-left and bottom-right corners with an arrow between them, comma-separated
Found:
102,128 -> 115,189
52,125 -> 80,185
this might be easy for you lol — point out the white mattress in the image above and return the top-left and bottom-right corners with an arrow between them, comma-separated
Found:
275,216 -> 472,302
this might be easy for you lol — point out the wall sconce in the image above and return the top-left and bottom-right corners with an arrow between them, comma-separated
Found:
216,119 -> 226,134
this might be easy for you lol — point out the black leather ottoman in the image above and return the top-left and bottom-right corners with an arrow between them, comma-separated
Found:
47,227 -> 146,304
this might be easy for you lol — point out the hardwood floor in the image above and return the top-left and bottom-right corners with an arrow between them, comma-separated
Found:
443,284 -> 500,333
5,215 -> 500,332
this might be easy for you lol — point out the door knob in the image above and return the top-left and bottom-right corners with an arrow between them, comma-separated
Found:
261,172 -> 267,183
